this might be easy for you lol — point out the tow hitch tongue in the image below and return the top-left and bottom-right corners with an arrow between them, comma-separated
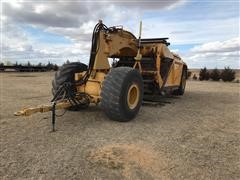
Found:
14,100 -> 72,131
14,83 -> 90,132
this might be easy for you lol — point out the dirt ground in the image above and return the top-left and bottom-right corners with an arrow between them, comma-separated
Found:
0,72 -> 240,180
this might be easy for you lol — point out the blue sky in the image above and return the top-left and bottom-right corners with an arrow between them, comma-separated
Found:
1,0 -> 239,68
23,25 -> 71,44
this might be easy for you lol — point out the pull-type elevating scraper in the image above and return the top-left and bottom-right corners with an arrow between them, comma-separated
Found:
15,20 -> 187,131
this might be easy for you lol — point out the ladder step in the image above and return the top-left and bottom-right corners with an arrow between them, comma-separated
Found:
143,79 -> 155,83
142,70 -> 157,74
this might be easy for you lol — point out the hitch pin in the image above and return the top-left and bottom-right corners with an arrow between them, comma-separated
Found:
51,102 -> 56,132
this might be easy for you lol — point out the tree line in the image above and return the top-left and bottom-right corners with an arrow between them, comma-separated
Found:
0,61 -> 59,71
190,67 -> 236,82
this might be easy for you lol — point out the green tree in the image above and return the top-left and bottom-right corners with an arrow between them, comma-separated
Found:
187,71 -> 192,79
46,61 -> 54,70
221,67 -> 235,82
27,61 -> 31,67
193,74 -> 197,80
199,67 -> 210,81
210,68 -> 221,81
53,64 -> 59,71
66,60 -> 70,64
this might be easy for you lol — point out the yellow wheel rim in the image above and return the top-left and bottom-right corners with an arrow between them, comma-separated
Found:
127,84 -> 140,109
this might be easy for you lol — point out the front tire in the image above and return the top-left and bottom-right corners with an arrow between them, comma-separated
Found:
52,62 -> 87,98
101,67 -> 143,122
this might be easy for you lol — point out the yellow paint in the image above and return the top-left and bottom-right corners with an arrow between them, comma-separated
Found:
14,100 -> 72,116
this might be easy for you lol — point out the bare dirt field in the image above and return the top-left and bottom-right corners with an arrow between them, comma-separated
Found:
0,72 -> 240,180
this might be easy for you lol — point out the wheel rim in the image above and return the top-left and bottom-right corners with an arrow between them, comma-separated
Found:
127,84 -> 140,109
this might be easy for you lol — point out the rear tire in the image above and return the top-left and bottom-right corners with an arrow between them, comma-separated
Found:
173,68 -> 187,95
101,67 -> 143,122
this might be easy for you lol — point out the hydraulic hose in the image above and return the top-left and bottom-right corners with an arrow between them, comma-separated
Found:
77,22 -> 109,86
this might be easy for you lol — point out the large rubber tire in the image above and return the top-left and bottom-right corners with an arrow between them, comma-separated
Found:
101,67 -> 143,122
173,68 -> 187,95
52,62 -> 87,99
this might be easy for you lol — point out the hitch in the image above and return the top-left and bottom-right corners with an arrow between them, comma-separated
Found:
52,102 -> 56,132
14,82 -> 90,131
14,100 -> 72,132
14,100 -> 72,117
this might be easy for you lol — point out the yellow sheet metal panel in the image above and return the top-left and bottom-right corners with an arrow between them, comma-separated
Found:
76,71 -> 105,98
93,30 -> 138,70
93,71 -> 106,82
93,32 -> 110,70
85,81 -> 101,96
165,61 -> 183,87
160,44 -> 174,59
84,71 -> 106,96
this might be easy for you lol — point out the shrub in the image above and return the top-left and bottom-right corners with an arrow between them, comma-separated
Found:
235,79 -> 240,83
193,74 -> 197,80
210,68 -> 221,81
187,71 -> 192,79
221,67 -> 235,82
53,64 -> 59,71
199,67 -> 210,81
